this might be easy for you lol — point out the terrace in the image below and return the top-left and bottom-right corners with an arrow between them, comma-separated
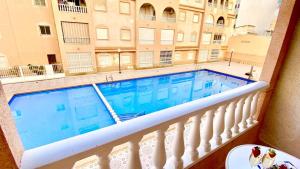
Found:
0,0 -> 300,169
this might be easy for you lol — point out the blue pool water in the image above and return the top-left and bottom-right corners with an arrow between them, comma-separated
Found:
98,70 -> 253,121
9,85 -> 115,149
9,69 -> 253,149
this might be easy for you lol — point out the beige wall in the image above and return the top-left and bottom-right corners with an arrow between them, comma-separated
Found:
226,34 -> 271,66
259,17 -> 300,158
94,0 -> 136,48
0,0 -> 61,66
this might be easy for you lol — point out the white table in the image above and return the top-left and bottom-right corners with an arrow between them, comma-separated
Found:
226,144 -> 300,169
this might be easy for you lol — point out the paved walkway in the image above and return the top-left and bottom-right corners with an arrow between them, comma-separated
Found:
2,61 -> 262,100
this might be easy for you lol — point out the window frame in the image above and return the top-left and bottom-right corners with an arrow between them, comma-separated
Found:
94,0 -> 107,12
119,1 -> 131,14
96,27 -> 109,40
179,11 -> 186,22
38,25 -> 51,36
177,32 -> 184,42
33,0 -> 46,7
120,28 -> 131,41
193,14 -> 200,23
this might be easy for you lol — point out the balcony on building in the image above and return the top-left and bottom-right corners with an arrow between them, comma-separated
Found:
58,0 -> 87,13
161,7 -> 176,23
216,16 -> 225,27
139,3 -> 156,21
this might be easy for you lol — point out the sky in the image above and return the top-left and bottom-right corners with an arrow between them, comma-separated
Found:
235,0 -> 281,34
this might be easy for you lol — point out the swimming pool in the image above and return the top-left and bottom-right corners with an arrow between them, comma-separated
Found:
9,69 -> 253,150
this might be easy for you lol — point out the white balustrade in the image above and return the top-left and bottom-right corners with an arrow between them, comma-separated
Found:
58,4 -> 87,13
188,114 -> 202,161
249,92 -> 260,125
128,138 -> 142,169
233,98 -> 245,134
224,101 -> 237,139
20,81 -> 268,169
172,121 -> 185,169
153,128 -> 167,169
242,94 -> 254,129
202,109 -> 215,152
213,105 -> 227,145
98,148 -> 112,169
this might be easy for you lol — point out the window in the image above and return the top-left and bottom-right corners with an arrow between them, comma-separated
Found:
213,34 -> 222,44
139,28 -> 155,44
195,0 -> 201,3
39,25 -> 51,35
139,51 -> 153,67
187,52 -> 194,60
193,14 -> 199,23
210,49 -> 219,60
34,0 -> 45,6
96,28 -> 109,40
0,54 -> 8,68
202,32 -> 212,44
160,51 -> 172,65
161,29 -> 174,45
191,32 -> 197,42
62,22 -> 90,44
121,55 -> 131,64
120,29 -> 131,40
47,54 -> 56,64
199,50 -> 208,62
95,0 -> 106,11
205,15 -> 214,26
179,12 -> 186,21
177,32 -> 184,42
66,52 -> 93,73
98,54 -> 113,67
120,1 -> 130,14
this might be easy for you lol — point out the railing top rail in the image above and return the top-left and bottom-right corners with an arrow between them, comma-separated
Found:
21,81 -> 268,169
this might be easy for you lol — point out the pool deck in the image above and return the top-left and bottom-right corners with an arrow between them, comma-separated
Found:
2,61 -> 262,100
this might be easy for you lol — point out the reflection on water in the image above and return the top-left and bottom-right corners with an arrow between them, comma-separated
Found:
9,85 -> 115,150
99,70 -> 252,121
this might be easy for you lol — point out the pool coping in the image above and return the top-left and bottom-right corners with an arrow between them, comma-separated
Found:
7,69 -> 255,102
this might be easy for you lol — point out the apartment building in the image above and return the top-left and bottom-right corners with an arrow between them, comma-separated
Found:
0,0 -> 237,75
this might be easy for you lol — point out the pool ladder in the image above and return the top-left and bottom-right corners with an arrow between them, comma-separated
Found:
106,74 -> 114,82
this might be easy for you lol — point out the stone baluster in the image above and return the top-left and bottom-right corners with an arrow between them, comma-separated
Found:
224,101 -> 237,139
213,105 -> 227,146
249,92 -> 260,125
189,114 -> 202,161
128,138 -> 142,169
153,128 -> 168,169
98,148 -> 112,169
202,110 -> 215,152
172,121 -> 185,169
233,98 -> 245,134
242,94 -> 254,129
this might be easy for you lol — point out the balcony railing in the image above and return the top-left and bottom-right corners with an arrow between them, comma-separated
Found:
140,15 -> 156,21
217,23 -> 225,28
161,17 -> 176,23
67,65 -> 94,74
0,64 -> 64,84
213,40 -> 222,44
58,4 -> 87,13
21,80 -> 268,169
161,40 -> 174,45
63,37 -> 90,44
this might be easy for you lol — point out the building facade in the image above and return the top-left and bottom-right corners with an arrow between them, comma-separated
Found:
0,0 -> 237,75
